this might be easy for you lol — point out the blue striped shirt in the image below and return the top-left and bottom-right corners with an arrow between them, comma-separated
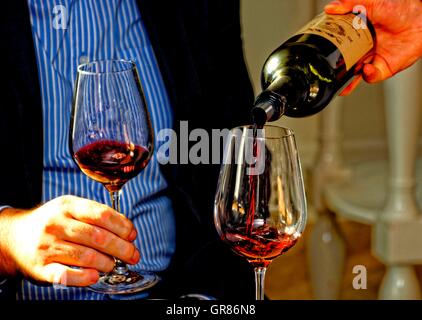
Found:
12,0 -> 176,300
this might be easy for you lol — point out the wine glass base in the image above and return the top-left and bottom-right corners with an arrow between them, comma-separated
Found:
89,270 -> 160,295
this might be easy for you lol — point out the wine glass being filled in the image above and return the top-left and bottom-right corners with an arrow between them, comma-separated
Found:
214,125 -> 307,300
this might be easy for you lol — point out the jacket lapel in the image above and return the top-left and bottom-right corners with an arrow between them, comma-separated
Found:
0,1 -> 43,208
136,0 -> 203,123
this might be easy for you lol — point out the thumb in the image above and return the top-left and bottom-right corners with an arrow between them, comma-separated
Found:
363,57 -> 394,83
324,1 -> 354,14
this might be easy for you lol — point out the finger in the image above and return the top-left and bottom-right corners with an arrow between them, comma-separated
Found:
339,75 -> 362,96
63,196 -> 136,241
325,1 -> 354,14
363,57 -> 394,83
43,240 -> 115,273
57,218 -> 140,265
42,263 -> 99,287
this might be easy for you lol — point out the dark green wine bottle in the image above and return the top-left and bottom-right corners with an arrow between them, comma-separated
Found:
252,12 -> 375,125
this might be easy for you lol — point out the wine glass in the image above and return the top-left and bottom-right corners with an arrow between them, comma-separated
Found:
214,125 -> 307,300
70,59 -> 158,294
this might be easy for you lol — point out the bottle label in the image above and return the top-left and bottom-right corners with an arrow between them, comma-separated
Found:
296,13 -> 373,71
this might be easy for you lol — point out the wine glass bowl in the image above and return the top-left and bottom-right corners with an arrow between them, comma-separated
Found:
71,60 -> 154,192
70,59 -> 158,294
214,125 -> 307,299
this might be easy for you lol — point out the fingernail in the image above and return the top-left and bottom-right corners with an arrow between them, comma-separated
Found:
90,271 -> 99,283
129,229 -> 137,241
364,65 -> 377,80
131,250 -> 140,263
366,69 -> 375,78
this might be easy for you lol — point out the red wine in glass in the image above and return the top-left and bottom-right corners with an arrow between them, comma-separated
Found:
223,225 -> 297,268
74,140 -> 150,192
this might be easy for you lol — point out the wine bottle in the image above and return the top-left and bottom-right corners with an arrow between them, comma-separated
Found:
252,12 -> 375,125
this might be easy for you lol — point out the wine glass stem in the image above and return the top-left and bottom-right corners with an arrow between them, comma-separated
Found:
110,190 -> 128,275
254,266 -> 267,300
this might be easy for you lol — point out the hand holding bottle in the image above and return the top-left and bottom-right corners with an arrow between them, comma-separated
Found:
325,0 -> 422,95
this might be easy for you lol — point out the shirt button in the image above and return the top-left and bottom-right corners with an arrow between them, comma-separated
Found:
79,55 -> 89,64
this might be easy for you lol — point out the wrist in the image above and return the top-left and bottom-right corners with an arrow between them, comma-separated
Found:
0,208 -> 27,277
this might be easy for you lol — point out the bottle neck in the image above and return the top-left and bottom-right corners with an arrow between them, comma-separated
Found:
252,91 -> 286,126
253,66 -> 310,123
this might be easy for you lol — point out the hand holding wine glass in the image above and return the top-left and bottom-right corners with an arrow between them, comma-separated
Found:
70,59 -> 157,294
0,196 -> 139,286
214,125 -> 307,300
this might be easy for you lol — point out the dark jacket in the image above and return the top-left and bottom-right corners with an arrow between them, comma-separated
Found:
0,0 -> 255,299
